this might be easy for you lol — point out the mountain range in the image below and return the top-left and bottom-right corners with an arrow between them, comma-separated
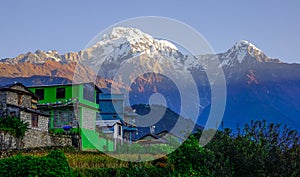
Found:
1,27 -> 299,131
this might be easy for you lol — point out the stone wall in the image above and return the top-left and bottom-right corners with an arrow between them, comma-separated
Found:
6,91 -> 32,108
0,129 -> 73,150
20,111 -> 49,131
23,129 -> 50,148
0,92 -> 6,117
7,92 -> 18,106
21,95 -> 32,108
0,92 -> 7,105
23,129 -> 72,148
37,115 -> 48,132
0,131 -> 16,150
20,111 -> 31,125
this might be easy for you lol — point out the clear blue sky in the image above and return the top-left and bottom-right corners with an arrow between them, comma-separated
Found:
0,0 -> 299,63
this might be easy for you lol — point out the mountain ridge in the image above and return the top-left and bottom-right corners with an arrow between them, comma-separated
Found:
0,27 -> 299,131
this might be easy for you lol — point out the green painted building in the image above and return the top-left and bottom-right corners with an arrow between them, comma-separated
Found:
28,82 -> 114,151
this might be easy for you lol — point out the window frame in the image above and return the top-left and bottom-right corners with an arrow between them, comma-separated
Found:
18,94 -> 22,106
35,88 -> 45,100
83,84 -> 95,102
31,114 -> 39,128
56,87 -> 66,99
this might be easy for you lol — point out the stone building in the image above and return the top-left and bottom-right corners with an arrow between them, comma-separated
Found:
0,82 -> 48,131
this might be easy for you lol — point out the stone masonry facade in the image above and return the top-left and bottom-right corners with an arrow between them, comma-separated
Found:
20,111 -> 48,131
0,83 -> 65,150
0,129 -> 73,150
23,129 -> 72,148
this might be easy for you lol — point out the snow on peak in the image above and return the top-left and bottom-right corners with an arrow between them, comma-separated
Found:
233,40 -> 262,53
235,40 -> 250,46
93,27 -> 178,53
103,27 -> 153,44
107,27 -> 177,50
78,27 -> 185,78
82,26 -> 181,70
223,40 -> 266,64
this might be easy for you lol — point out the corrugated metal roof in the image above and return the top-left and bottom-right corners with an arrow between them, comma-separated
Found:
28,82 -> 102,92
96,119 -> 122,127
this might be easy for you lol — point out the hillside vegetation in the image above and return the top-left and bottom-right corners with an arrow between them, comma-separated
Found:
0,120 -> 299,176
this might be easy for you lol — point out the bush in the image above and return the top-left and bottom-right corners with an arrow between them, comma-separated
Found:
70,128 -> 79,135
0,116 -> 29,149
0,150 -> 74,176
49,128 -> 65,135
205,120 -> 300,176
168,135 -> 215,176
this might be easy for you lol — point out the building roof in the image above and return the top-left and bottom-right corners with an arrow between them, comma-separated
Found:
0,82 -> 38,99
138,133 -> 160,140
99,93 -> 124,100
135,133 -> 168,144
99,88 -> 110,94
99,114 -> 123,121
28,82 -> 102,92
155,130 -> 185,141
123,126 -> 138,131
96,119 -> 122,127
7,103 -> 49,116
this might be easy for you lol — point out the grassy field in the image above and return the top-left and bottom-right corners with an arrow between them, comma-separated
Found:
1,146 -> 156,167
0,146 -> 170,177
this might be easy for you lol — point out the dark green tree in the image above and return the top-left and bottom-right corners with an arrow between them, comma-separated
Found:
205,120 -> 300,176
0,116 -> 29,149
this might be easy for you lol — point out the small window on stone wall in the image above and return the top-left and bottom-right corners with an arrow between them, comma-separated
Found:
32,114 -> 38,128
18,94 -> 22,106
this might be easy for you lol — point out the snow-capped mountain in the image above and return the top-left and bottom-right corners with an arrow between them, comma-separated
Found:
79,27 -> 186,78
92,27 -> 179,56
219,40 -> 281,67
0,27 -> 299,131
0,27 -> 281,68
0,27 -> 279,77
0,49 -> 81,64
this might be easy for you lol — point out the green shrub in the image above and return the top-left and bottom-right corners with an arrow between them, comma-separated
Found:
70,128 -> 79,135
49,128 -> 65,135
49,128 -> 79,136
0,116 -> 29,149
168,135 -> 214,176
0,150 -> 74,177
205,120 -> 300,176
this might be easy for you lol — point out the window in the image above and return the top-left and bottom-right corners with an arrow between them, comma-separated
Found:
53,109 -> 74,128
35,89 -> 44,100
18,94 -> 22,105
32,114 -> 38,128
83,84 -> 95,102
56,88 -> 65,99
118,126 -> 122,136
96,92 -> 100,104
